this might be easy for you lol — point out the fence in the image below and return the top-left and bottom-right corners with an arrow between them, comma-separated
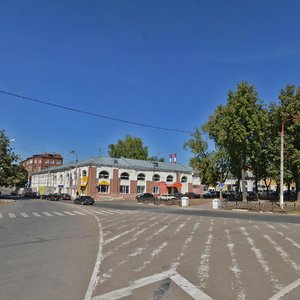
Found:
221,200 -> 300,213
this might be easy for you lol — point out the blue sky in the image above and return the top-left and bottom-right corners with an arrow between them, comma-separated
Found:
1,0 -> 300,164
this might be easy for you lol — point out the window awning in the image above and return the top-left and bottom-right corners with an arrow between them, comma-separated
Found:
165,182 -> 182,188
99,181 -> 110,186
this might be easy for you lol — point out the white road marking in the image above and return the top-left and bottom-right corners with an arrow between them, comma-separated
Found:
42,212 -> 53,217
263,234 -> 300,273
225,229 -> 246,300
52,211 -> 64,216
92,269 -> 212,300
8,213 -> 16,218
97,209 -> 115,215
20,212 -> 29,218
135,241 -> 168,272
268,278 -> 300,300
72,210 -> 86,215
267,224 -> 300,250
32,212 -> 42,217
84,210 -> 104,300
63,211 -> 76,216
104,228 -> 136,245
171,272 -> 213,300
198,219 -> 214,289
172,221 -> 201,270
240,227 -> 283,292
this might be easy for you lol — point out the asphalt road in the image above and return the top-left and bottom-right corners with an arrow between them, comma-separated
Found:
1,198 -> 300,300
0,198 -> 98,300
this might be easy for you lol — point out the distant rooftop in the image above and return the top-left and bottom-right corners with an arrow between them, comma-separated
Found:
35,156 -> 194,174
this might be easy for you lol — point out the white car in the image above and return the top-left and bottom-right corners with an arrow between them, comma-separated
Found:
159,194 -> 176,200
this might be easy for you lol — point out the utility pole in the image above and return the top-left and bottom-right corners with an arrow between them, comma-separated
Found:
280,115 -> 300,208
70,150 -> 78,197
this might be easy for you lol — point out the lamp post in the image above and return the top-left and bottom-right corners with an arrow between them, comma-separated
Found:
280,115 -> 300,208
70,150 -> 78,197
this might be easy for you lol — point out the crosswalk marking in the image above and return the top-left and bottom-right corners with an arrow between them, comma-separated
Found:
63,211 -> 76,216
53,211 -> 65,216
20,212 -> 29,218
72,211 -> 86,215
32,212 -> 42,217
0,208 -> 139,219
42,212 -> 53,217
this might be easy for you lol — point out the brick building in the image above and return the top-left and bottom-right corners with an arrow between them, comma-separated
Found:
22,153 -> 63,179
31,157 -> 203,200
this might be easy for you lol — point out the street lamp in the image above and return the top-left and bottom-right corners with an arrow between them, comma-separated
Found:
70,150 -> 78,197
280,115 -> 300,208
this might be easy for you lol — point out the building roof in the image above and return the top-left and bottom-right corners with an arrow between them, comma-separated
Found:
22,153 -> 63,163
34,157 -> 194,175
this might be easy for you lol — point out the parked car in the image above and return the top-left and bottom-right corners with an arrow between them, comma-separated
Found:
203,191 -> 218,198
183,192 -> 200,199
284,190 -> 297,201
246,191 -> 258,201
159,194 -> 177,200
60,193 -> 71,200
49,193 -> 61,201
174,192 -> 184,199
227,192 -> 242,201
136,193 -> 154,203
74,196 -> 95,205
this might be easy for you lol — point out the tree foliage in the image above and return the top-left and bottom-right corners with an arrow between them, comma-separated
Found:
185,82 -> 300,201
108,135 -> 149,160
0,130 -> 28,187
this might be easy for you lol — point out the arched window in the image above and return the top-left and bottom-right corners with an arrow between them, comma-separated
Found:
137,173 -> 145,181
166,175 -> 173,182
53,175 -> 57,184
153,174 -> 160,181
181,176 -> 187,183
120,172 -> 129,180
99,171 -> 109,179
82,170 -> 87,177
59,174 -> 63,184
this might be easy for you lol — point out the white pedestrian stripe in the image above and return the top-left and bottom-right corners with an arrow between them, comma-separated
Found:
53,211 -> 65,216
42,212 -> 53,217
8,213 -> 16,218
240,227 -> 283,293
63,211 -> 76,216
93,270 -> 213,300
32,212 -> 42,217
225,229 -> 246,300
20,212 -> 29,218
72,210 -> 86,215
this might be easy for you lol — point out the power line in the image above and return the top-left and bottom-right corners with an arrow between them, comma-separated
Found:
0,90 -> 193,134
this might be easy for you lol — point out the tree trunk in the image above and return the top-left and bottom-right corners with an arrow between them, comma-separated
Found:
296,173 -> 300,201
241,168 -> 247,202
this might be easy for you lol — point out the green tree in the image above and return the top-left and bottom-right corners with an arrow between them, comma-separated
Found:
0,130 -> 27,187
203,82 -> 265,201
278,85 -> 300,200
184,129 -> 231,197
108,135 -> 149,160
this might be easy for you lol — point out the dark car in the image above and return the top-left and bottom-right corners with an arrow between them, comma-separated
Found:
136,193 -> 154,203
60,193 -> 71,200
228,192 -> 242,201
174,192 -> 184,199
246,191 -> 258,201
203,191 -> 218,198
44,193 -> 60,201
74,196 -> 95,205
183,192 -> 200,199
